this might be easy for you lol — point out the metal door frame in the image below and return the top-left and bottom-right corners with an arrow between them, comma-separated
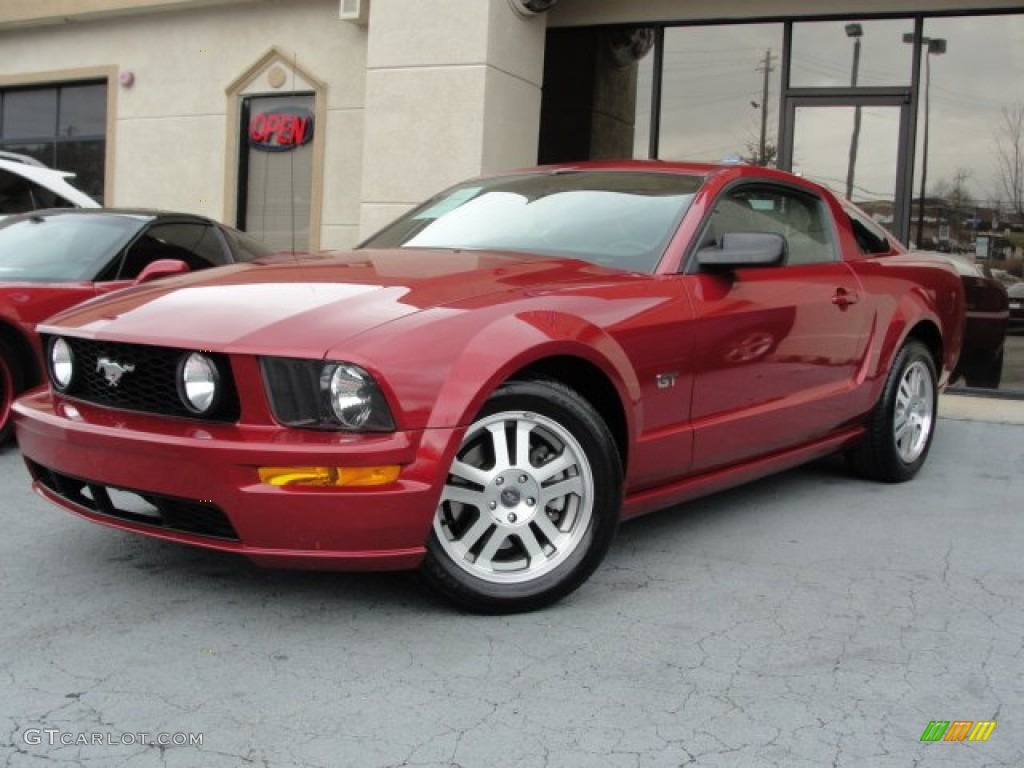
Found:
778,92 -> 915,244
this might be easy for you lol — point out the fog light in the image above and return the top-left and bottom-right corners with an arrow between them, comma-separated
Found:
258,465 -> 400,487
179,352 -> 219,414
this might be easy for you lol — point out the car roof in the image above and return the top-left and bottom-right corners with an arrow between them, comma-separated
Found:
489,159 -> 833,193
1,208 -> 216,224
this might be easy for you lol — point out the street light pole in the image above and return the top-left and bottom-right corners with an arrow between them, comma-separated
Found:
904,33 -> 947,247
845,24 -> 863,201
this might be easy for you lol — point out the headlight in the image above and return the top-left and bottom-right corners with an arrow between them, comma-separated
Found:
178,352 -> 220,414
324,363 -> 386,430
50,337 -> 75,391
261,357 -> 395,432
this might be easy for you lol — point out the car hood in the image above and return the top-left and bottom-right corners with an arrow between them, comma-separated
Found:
39,249 -> 634,356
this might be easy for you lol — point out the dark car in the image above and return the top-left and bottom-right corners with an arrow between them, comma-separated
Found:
14,162 -> 965,612
940,255 -> 1009,388
0,209 -> 273,441
1009,280 -> 1024,328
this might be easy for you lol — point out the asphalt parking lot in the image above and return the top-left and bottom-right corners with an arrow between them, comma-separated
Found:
1,403 -> 1021,767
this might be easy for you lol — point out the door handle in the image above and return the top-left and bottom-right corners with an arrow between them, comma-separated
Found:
832,288 -> 859,308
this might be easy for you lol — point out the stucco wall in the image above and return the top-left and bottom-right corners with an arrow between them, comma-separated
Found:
359,0 -> 546,238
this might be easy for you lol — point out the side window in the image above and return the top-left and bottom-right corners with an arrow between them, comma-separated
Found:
115,223 -> 227,280
845,206 -> 892,255
702,185 -> 836,266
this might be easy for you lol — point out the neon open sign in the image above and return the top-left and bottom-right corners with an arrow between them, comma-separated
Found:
249,106 -> 314,152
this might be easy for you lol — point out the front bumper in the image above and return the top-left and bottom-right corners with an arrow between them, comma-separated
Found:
13,391 -> 456,571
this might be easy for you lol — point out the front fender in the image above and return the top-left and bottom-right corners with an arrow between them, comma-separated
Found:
425,309 -> 641,433
338,302 -> 642,450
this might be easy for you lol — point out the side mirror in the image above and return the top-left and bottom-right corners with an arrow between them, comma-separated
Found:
133,258 -> 190,285
697,232 -> 786,269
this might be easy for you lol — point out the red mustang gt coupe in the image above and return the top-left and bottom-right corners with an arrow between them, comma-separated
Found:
13,162 -> 965,613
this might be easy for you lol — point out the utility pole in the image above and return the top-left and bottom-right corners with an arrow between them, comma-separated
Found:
755,49 -> 774,166
845,24 -> 863,200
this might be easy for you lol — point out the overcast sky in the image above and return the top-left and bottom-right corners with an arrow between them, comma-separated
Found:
635,13 -> 1024,208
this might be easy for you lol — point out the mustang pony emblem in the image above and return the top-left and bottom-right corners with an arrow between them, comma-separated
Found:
96,357 -> 135,387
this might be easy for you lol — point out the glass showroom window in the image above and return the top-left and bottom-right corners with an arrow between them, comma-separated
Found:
0,82 -> 107,201
649,23 -> 784,165
910,14 -> 1024,392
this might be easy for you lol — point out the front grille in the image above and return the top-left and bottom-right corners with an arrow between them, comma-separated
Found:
29,460 -> 240,541
43,335 -> 240,422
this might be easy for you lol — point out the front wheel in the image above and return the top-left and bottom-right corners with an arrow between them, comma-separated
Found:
0,338 -> 25,445
422,379 -> 622,613
847,339 -> 937,483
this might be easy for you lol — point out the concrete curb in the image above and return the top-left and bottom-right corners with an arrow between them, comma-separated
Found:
940,393 -> 1024,425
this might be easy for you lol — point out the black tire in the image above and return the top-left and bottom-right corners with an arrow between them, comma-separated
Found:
963,347 -> 1003,389
422,378 -> 622,614
846,340 -> 937,483
0,338 -> 25,445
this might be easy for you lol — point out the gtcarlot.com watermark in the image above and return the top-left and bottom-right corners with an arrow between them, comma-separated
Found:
23,729 -> 203,747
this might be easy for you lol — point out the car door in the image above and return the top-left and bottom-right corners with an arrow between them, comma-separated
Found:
686,182 -> 871,473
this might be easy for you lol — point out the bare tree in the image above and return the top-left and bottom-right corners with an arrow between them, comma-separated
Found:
932,168 -> 974,245
993,104 -> 1024,217
743,138 -> 777,167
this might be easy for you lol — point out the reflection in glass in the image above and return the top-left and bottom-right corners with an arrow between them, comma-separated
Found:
633,49 -> 653,158
910,16 -> 1024,252
58,84 -> 107,138
792,105 -> 901,218
55,140 -> 106,202
652,24 -> 783,164
0,143 -> 51,166
2,89 -> 57,139
791,19 -> 914,88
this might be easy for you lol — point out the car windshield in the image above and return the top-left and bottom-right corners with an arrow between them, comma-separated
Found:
360,170 -> 703,273
0,213 -> 144,282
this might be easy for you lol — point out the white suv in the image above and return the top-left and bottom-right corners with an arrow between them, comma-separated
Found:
0,151 -> 99,216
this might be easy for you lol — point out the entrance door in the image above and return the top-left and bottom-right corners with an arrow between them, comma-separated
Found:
237,93 -> 315,252
779,95 -> 914,244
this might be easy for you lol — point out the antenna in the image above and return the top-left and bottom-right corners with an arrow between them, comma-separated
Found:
290,52 -> 298,257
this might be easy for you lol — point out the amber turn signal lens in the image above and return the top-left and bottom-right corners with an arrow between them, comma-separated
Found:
258,465 -> 400,487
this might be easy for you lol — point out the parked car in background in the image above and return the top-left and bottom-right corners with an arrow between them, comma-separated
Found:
0,209 -> 273,442
0,152 -> 99,216
1009,280 -> 1024,329
14,161 -> 965,613
934,255 -> 1008,388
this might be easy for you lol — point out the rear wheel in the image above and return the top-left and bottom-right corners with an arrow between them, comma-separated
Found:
0,338 -> 25,445
847,339 -> 937,482
422,379 -> 622,613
